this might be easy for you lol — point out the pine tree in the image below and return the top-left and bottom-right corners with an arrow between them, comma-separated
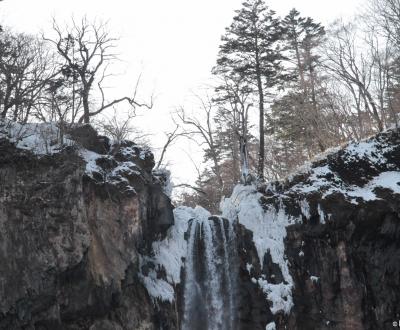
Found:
282,9 -> 325,95
271,9 -> 328,154
214,0 -> 283,181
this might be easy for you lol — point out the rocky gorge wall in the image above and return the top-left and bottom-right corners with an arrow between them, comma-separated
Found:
2,122 -> 400,330
0,124 -> 176,330
281,129 -> 400,330
229,128 -> 400,330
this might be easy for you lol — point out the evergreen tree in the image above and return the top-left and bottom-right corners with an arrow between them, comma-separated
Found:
268,9 -> 329,157
214,0 -> 283,180
282,9 -> 325,96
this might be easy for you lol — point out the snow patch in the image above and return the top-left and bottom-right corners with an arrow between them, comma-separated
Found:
347,171 -> 400,201
80,149 -> 102,176
310,276 -> 319,283
152,206 -> 194,284
221,184 -> 298,315
246,263 -> 253,274
288,133 -> 400,204
266,322 -> 276,330
140,206 -> 212,302
79,145 -> 150,194
139,269 -> 175,303
291,162 -> 400,204
300,199 -> 311,220
0,120 -> 73,155
317,204 -> 326,224
256,279 -> 293,314
345,140 -> 392,165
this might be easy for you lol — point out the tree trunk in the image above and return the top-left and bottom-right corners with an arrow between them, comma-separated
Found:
232,129 -> 240,184
240,135 -> 250,184
82,91 -> 90,124
212,152 -> 223,191
255,51 -> 265,181
294,40 -> 306,94
308,57 -> 326,152
360,86 -> 383,132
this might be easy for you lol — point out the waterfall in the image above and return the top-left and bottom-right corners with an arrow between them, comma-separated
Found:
182,216 -> 238,330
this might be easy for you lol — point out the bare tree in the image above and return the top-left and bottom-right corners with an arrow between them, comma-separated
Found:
323,21 -> 384,132
155,123 -> 187,169
0,30 -> 55,121
214,75 -> 253,184
96,107 -> 150,147
177,94 -> 224,194
368,0 -> 400,46
44,17 -> 152,124
363,2 -> 400,127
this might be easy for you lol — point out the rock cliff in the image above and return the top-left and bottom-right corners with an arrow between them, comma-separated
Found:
223,128 -> 400,330
2,122 -> 400,330
0,123 -> 175,330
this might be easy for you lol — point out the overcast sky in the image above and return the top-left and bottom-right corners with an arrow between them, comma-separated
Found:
1,0 -> 365,188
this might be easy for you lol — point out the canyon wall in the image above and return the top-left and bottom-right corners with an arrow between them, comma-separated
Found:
1,123 -> 400,330
0,125 -> 176,330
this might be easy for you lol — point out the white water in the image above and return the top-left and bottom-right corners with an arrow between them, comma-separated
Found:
182,216 -> 237,330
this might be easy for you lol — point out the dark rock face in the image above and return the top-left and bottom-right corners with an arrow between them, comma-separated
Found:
0,134 -> 175,329
235,224 -> 272,330
66,125 -> 110,154
253,129 -> 400,330
285,199 -> 400,330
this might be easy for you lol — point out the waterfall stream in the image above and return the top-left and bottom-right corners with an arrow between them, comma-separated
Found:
182,216 -> 238,330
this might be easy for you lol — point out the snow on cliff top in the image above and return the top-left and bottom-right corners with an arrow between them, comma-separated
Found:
0,120 -> 160,195
79,142 -> 157,196
0,121 -> 73,155
282,129 -> 400,203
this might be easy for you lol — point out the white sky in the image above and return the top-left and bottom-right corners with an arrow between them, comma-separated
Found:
1,0 -> 365,187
